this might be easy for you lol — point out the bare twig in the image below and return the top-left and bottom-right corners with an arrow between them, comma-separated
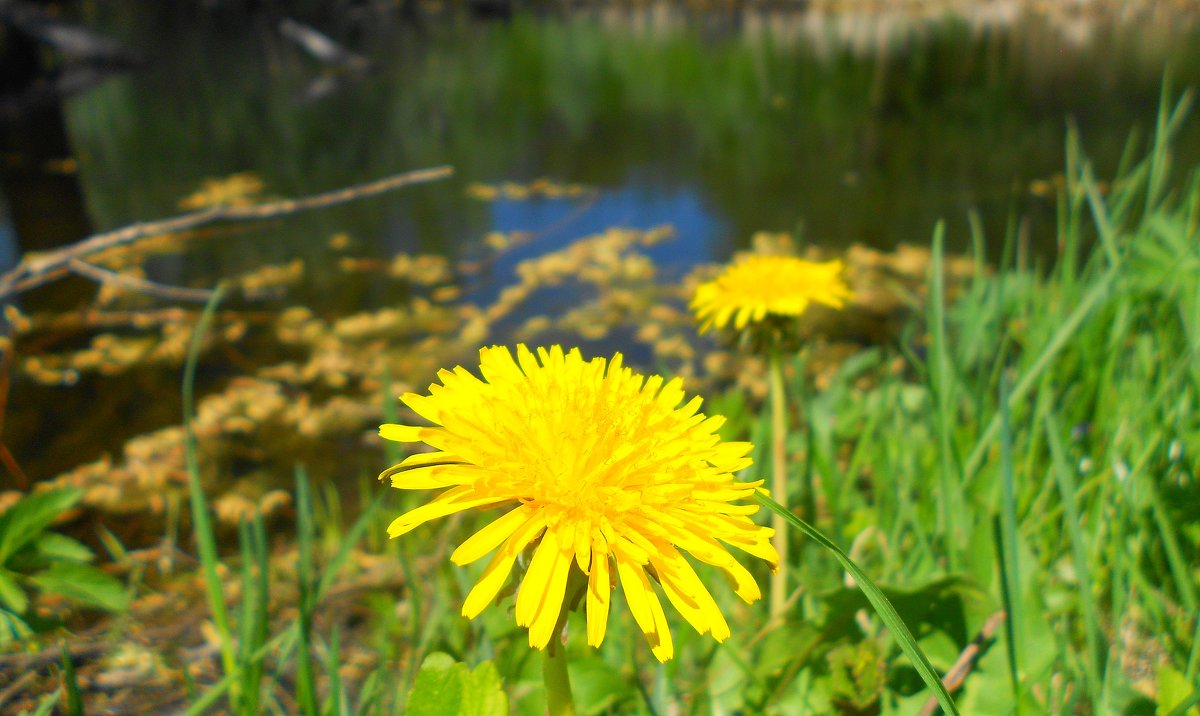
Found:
0,165 -> 454,301
0,443 -> 28,490
0,670 -> 36,712
17,308 -> 279,336
68,260 -> 217,303
0,344 -> 25,490
918,611 -> 1007,716
0,640 -> 109,672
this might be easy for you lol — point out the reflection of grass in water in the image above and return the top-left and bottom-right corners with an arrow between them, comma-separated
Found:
62,7 -> 1200,273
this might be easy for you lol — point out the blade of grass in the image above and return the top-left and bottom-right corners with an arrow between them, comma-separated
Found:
325,623 -> 344,716
928,222 -> 964,570
59,642 -> 82,716
236,520 -> 258,714
357,669 -> 382,716
235,514 -> 270,714
260,484 -> 389,696
317,486 -> 388,600
1188,615 -> 1200,681
756,493 -> 960,716
1167,687 -> 1200,716
181,283 -> 238,696
295,465 -> 320,716
997,376 -> 1024,713
1044,409 -> 1105,706
964,271 -> 1115,480
1140,448 -> 1199,613
183,629 -> 295,716
1146,83 -> 1194,215
29,689 -> 60,716
1081,164 -> 1120,270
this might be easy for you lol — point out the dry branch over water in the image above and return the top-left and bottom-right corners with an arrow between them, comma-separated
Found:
0,165 -> 454,301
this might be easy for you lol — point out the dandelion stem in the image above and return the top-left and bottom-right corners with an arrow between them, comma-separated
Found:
543,638 -> 576,716
768,347 -> 790,620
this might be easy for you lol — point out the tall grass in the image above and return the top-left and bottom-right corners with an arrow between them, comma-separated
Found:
758,89 -> 1200,713
161,93 -> 1200,714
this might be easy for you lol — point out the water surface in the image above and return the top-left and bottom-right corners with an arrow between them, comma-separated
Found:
3,3 -> 1200,484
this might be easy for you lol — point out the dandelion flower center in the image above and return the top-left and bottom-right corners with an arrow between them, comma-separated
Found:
379,344 -> 777,662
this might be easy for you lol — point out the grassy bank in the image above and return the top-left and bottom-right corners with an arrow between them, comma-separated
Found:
3,93 -> 1200,715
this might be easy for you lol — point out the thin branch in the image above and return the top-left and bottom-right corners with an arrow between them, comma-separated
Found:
918,611 -> 1007,716
0,670 -> 36,712
67,259 -> 217,303
0,164 -> 454,301
17,308 -> 280,336
0,442 -> 28,491
0,345 -> 24,490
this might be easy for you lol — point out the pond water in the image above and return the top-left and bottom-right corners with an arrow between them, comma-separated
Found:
3,2 -> 1200,489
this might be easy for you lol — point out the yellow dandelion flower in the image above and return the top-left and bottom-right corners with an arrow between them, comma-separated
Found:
691,255 -> 852,333
379,344 -> 777,662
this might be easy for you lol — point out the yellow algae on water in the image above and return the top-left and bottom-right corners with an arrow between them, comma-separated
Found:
177,172 -> 266,210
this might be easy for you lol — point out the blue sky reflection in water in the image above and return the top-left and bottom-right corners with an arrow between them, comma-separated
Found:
479,184 -> 722,293
471,182 -> 723,355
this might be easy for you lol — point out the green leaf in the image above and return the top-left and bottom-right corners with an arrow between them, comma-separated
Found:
0,607 -> 31,644
30,533 -> 93,563
570,654 -> 635,715
815,576 -> 994,654
0,489 -> 83,564
1159,664 -> 1200,715
0,570 -> 28,613
460,660 -> 507,716
756,493 -> 961,716
827,641 -> 885,712
25,688 -> 61,716
406,652 -> 508,716
61,643 -> 83,716
30,563 -> 129,612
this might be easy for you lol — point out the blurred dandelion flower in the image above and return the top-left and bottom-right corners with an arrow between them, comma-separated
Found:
380,344 -> 777,661
690,253 -> 849,619
691,255 -> 851,333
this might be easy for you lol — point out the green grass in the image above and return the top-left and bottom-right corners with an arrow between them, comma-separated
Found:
96,91 -> 1200,715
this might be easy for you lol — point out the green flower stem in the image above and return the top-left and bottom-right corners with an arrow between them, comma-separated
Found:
767,347 -> 790,620
543,639 -> 576,716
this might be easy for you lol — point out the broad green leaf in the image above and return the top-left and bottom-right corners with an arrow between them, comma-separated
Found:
0,607 -> 31,644
0,489 -> 83,564
0,570 -> 27,613
707,643 -> 748,714
570,654 -> 635,715
815,576 -> 994,653
30,563 -> 129,612
756,621 -> 822,679
30,532 -> 93,563
460,660 -> 507,716
407,652 -> 508,716
1158,665 -> 1200,715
